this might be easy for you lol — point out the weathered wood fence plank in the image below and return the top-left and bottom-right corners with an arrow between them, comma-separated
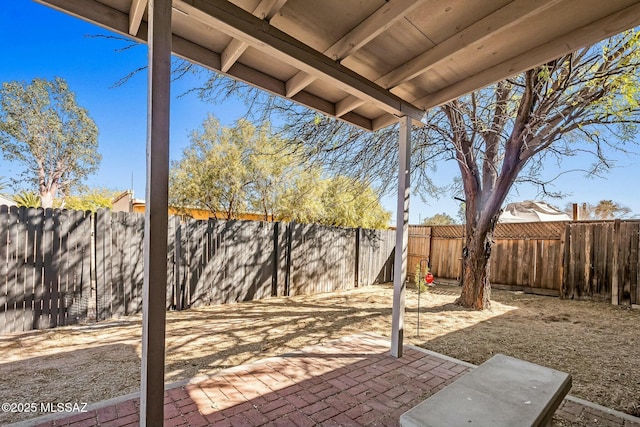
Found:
0,207 -> 395,334
409,221 -> 639,303
0,208 -> 93,333
4,209 -> 640,336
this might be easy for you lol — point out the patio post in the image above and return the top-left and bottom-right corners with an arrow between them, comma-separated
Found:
391,115 -> 411,358
140,0 -> 171,425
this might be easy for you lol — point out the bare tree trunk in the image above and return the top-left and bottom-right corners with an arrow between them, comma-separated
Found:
40,191 -> 54,209
456,217 -> 498,310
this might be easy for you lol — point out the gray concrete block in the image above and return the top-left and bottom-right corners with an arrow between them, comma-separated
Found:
400,354 -> 572,427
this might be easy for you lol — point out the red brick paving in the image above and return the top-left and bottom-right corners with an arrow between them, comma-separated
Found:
14,334 -> 640,427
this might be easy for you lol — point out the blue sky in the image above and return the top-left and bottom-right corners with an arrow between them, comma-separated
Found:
1,1 -> 638,223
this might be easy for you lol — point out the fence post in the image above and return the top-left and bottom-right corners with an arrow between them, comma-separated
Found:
88,212 -> 97,321
285,222 -> 293,297
272,222 -> 279,297
611,219 -> 621,305
561,224 -> 571,298
0,205 -> 9,334
174,218 -> 182,310
355,227 -> 361,288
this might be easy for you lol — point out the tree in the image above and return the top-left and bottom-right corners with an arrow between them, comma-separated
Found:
0,77 -> 100,208
422,213 -> 456,225
63,187 -> 120,212
13,191 -> 41,208
160,32 -> 640,308
0,176 -> 7,198
318,176 -> 391,229
594,200 -> 631,220
170,116 -> 301,220
426,32 -> 640,309
170,116 -> 391,228
565,200 -> 632,220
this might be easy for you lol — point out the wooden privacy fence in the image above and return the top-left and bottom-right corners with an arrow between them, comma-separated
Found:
563,221 -> 639,305
1,207 -> 395,334
410,221 -> 640,306
0,206 -> 92,334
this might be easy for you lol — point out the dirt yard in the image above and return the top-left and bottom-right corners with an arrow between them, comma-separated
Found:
1,283 -> 639,424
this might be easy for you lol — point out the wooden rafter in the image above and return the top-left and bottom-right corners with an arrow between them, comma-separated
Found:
220,0 -> 287,72
335,95 -> 365,118
128,0 -> 146,36
285,0 -> 425,98
34,0 -> 640,130
414,1 -> 640,110
377,0 -> 563,90
172,0 -> 426,122
333,0 -> 564,119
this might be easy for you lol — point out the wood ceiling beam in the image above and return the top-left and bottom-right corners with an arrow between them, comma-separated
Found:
329,0 -> 426,62
414,1 -> 640,110
285,0 -> 425,98
377,0 -> 563,90
220,0 -> 287,72
335,95 -> 365,118
129,0 -> 147,36
35,0 -> 130,33
285,71 -> 316,97
35,0 -> 381,130
373,113 -> 403,131
173,0 -> 425,122
220,38 -> 248,73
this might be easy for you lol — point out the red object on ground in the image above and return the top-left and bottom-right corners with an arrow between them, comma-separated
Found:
425,272 -> 434,284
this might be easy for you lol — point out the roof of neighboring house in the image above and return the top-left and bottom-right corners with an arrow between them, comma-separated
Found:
0,194 -> 16,207
499,201 -> 571,223
111,190 -> 133,205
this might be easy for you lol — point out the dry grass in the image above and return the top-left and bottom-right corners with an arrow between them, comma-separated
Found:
0,283 -> 639,424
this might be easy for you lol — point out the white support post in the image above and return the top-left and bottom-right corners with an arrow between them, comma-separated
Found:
391,115 -> 411,358
140,0 -> 171,425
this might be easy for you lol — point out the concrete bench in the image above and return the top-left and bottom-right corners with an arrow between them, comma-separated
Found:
400,354 -> 572,427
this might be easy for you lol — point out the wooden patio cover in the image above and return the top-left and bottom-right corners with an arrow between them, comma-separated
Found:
35,0 -> 640,131
32,0 -> 640,425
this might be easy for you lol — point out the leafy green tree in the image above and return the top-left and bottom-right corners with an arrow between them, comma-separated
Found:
0,176 -> 8,199
197,32 -> 640,309
594,200 -> 632,220
170,116 -> 300,220
62,187 -> 120,212
170,116 -> 390,228
422,213 -> 456,225
319,176 -> 391,229
0,77 -> 100,209
276,167 -> 326,223
277,174 -> 390,228
565,200 -> 632,220
13,191 -> 41,208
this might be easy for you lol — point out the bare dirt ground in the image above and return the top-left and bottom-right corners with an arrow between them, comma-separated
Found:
1,283 -> 639,425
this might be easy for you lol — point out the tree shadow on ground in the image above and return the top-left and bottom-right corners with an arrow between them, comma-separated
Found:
0,343 -> 140,425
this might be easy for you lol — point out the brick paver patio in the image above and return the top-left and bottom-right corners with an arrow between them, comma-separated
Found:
12,334 -> 640,427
